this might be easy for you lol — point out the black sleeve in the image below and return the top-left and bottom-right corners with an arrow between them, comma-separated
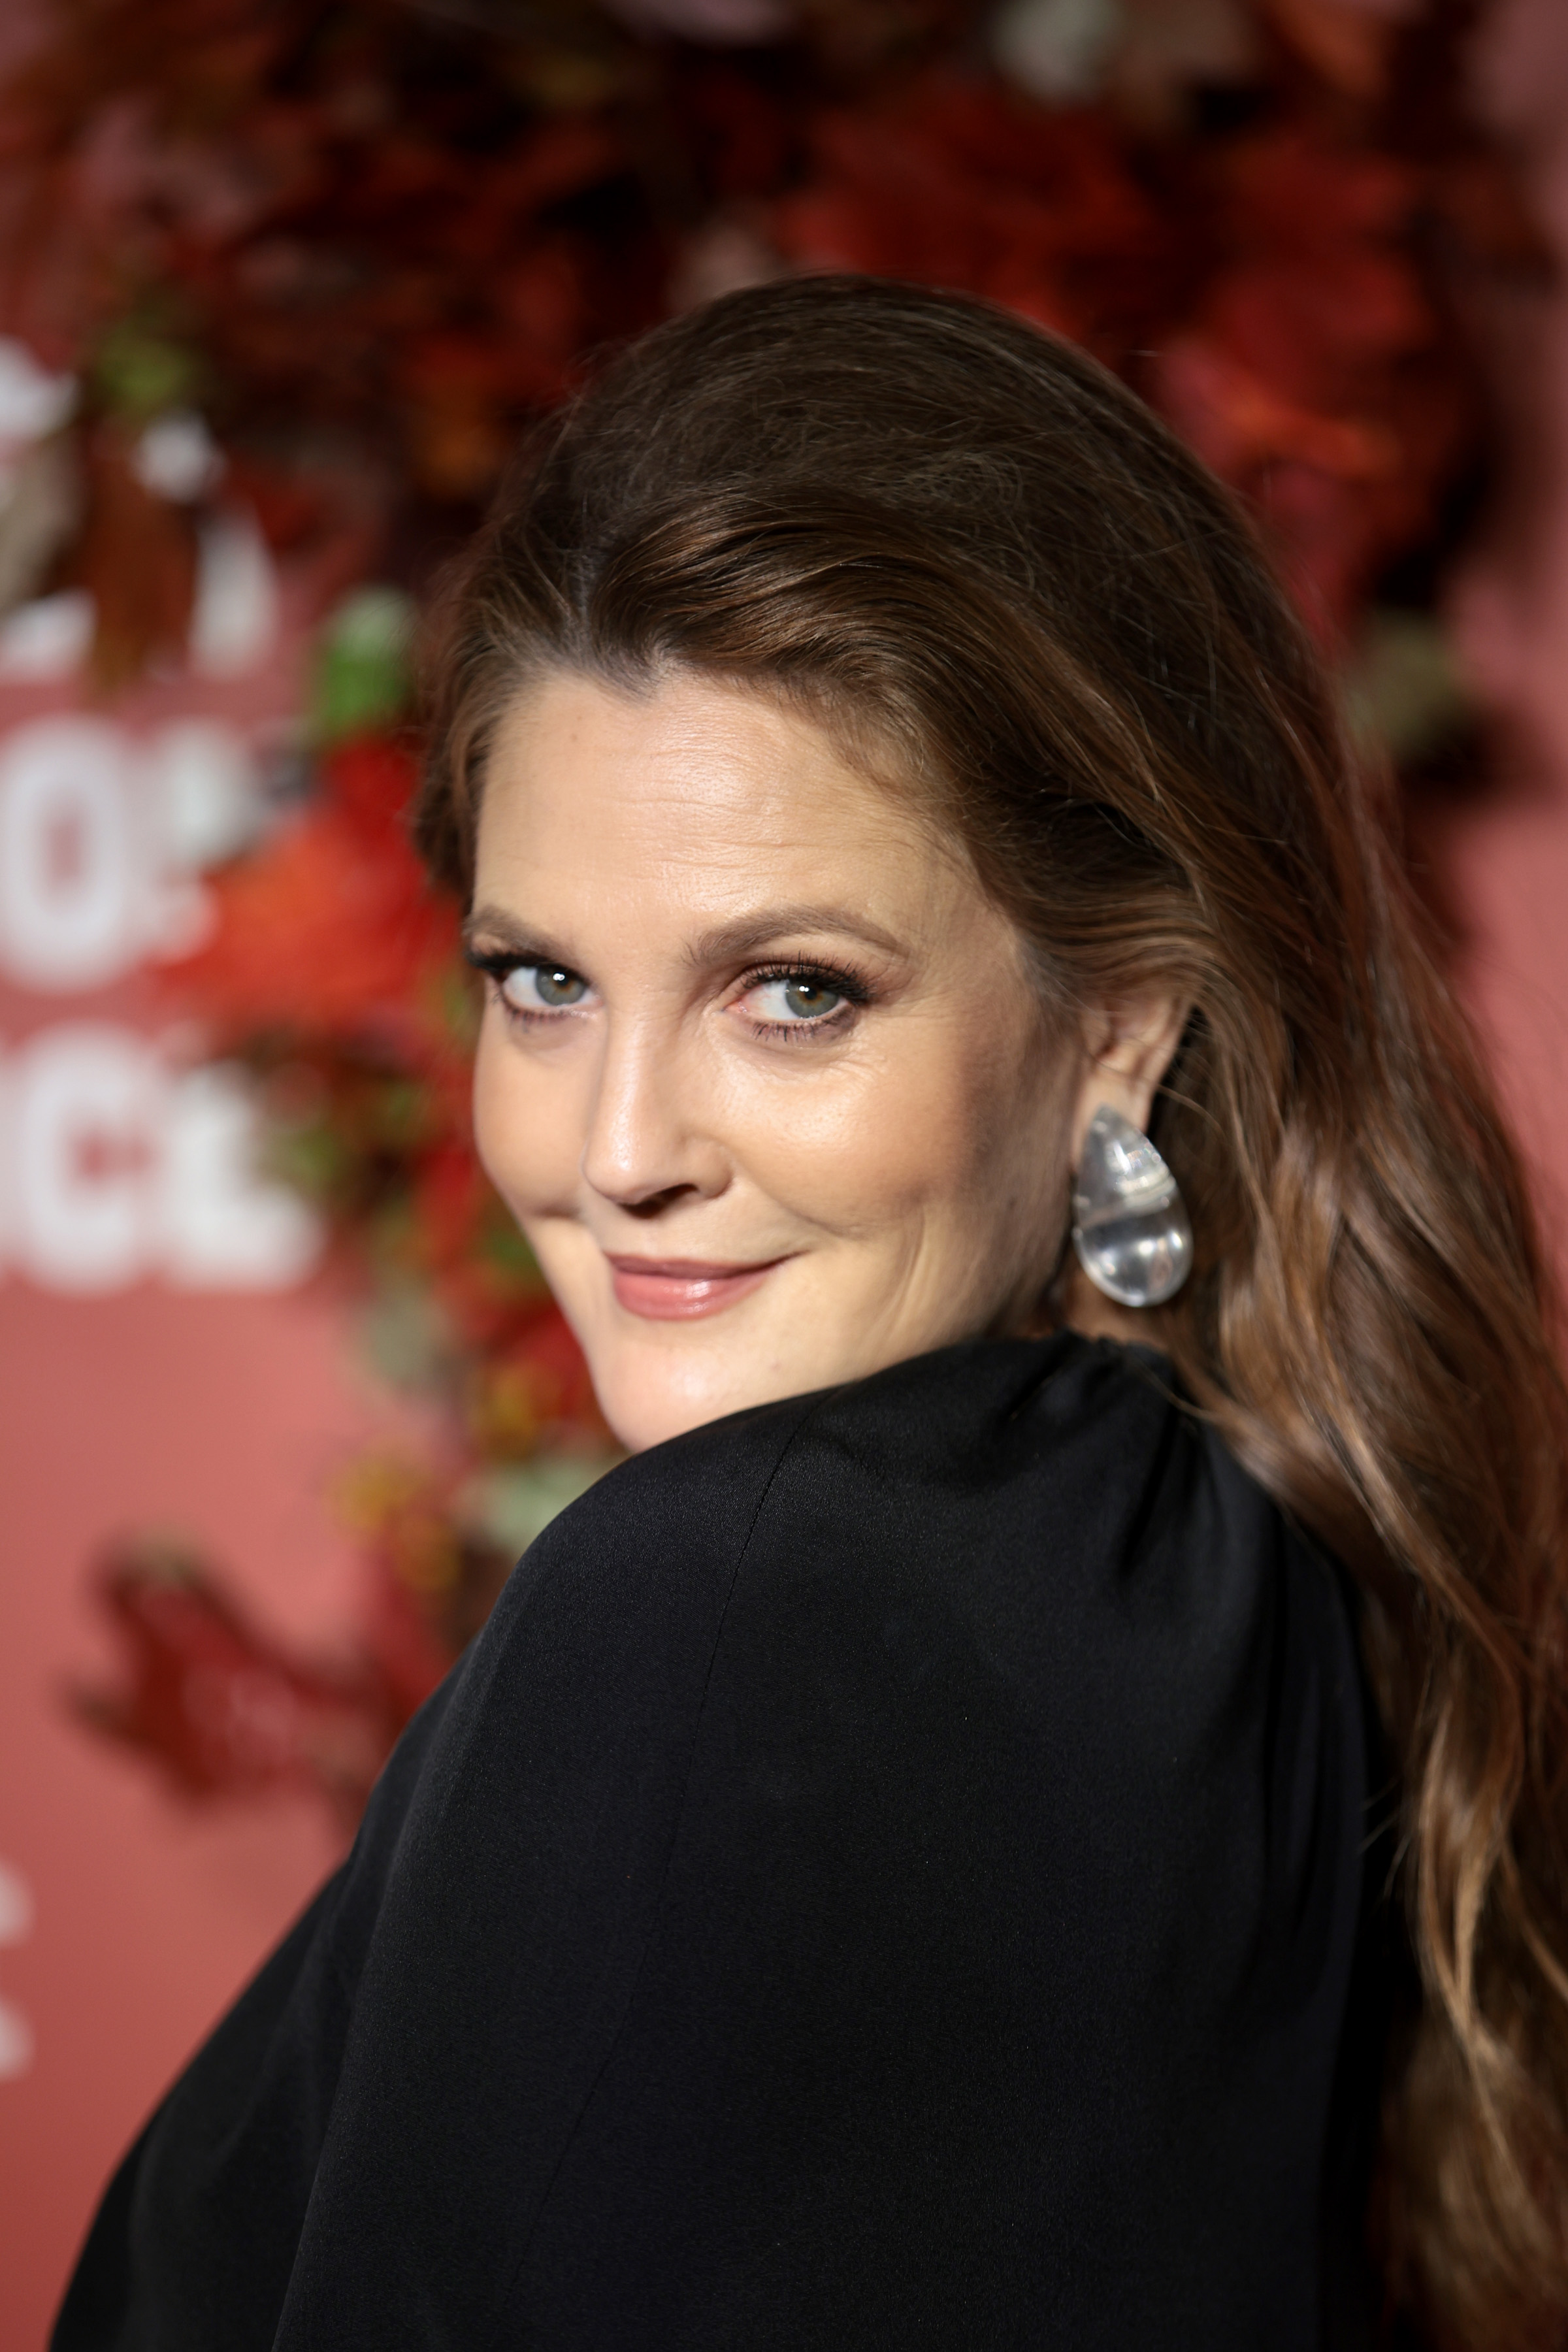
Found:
55,1338 -> 1367,2352
50,1669 -> 465,2352
51,1878 -> 340,2352
54,1388 -> 820,2352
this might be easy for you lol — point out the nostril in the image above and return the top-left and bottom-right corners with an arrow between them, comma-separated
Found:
623,1184 -> 700,1218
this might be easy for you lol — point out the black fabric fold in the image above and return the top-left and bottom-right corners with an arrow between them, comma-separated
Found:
54,1333 -> 1377,2350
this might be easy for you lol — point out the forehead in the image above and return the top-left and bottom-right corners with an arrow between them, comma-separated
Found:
476,668 -> 960,913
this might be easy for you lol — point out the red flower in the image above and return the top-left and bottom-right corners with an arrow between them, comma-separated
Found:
72,1544 -> 396,1819
770,80 -> 1168,355
175,735 -> 461,1057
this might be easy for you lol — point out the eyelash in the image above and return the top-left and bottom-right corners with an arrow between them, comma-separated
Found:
738,960 -> 870,1043
466,950 -> 587,1030
465,951 -> 872,1041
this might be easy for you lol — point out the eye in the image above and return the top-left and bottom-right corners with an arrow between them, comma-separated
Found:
751,975 -> 847,1022
735,966 -> 863,1035
499,963 -> 594,1014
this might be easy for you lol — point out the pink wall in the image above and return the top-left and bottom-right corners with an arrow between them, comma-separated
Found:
1443,0 -> 1568,1260
0,576 -> 395,2340
6,7 -> 1568,2343
0,1287 -> 378,2345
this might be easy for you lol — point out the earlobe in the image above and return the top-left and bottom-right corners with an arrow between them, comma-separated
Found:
1070,991 -> 1190,1161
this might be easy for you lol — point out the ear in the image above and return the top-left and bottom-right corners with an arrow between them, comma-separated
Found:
1070,990 -> 1190,1163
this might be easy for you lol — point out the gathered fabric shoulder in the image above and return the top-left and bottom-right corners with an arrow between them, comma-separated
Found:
54,1333 -> 1371,2352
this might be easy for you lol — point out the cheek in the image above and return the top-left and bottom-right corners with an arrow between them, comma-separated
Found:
472,1019 -> 580,1211
733,1021 -> 1055,1238
838,1012 -> 1070,1258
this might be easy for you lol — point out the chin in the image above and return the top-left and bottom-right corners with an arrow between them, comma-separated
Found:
593,1373 -> 750,1456
589,1341 -> 796,1455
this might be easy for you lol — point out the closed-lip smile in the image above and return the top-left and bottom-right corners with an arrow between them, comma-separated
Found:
606,1252 -> 789,1322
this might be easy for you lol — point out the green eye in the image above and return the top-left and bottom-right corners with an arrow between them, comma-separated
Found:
502,964 -> 591,1012
746,973 -> 849,1026
780,977 -> 843,1019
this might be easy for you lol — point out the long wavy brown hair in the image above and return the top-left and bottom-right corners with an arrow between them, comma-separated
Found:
416,276 -> 1568,2349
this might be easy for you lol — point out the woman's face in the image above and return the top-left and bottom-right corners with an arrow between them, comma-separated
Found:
470,669 -> 1089,1453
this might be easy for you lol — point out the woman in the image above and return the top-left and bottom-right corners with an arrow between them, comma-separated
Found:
56,278 -> 1568,2350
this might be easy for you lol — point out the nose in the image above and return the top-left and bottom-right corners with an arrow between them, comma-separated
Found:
579,1015 -> 730,1215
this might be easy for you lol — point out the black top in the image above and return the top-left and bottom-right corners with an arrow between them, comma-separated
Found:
56,1333 -> 1380,2350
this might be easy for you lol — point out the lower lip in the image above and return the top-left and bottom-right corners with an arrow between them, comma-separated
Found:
608,1258 -> 785,1321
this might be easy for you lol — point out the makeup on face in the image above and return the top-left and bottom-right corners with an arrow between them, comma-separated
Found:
468,668 -> 1085,1452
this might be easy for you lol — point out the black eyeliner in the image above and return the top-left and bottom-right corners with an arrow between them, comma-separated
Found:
466,945 -> 585,982
743,957 -> 872,1004
463,945 -> 514,979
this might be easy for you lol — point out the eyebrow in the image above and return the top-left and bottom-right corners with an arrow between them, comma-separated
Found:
464,905 -> 555,959
684,905 -> 907,967
463,902 -> 907,967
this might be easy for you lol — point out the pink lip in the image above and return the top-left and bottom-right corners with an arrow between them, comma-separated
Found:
606,1253 -> 789,1322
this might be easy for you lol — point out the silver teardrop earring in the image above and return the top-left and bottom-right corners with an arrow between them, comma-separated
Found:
1071,1104 -> 1193,1309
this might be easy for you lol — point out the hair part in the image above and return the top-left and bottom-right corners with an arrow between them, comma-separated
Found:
417,274 -> 1568,2347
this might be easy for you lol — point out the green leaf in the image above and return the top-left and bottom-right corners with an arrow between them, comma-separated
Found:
311,587 -> 415,744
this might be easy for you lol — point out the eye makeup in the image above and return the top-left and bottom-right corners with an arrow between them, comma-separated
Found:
466,945 -> 597,1028
730,959 -> 870,1043
466,937 -> 875,1044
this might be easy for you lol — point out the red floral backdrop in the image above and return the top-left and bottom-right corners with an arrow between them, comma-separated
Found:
0,0 -> 1541,1816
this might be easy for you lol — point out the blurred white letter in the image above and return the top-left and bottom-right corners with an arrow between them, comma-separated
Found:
12,1024 -> 159,1290
159,1063 -> 321,1290
0,718 -> 140,990
0,1857 -> 34,2083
